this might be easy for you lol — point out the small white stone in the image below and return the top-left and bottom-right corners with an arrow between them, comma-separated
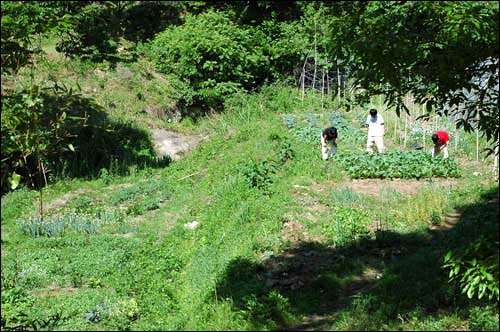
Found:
184,221 -> 200,230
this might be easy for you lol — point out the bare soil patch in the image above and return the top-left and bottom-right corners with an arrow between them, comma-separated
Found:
309,178 -> 459,197
44,188 -> 94,211
281,218 -> 324,244
31,285 -> 82,297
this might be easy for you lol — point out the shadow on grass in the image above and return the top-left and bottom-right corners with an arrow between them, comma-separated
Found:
42,92 -> 173,179
1,89 -> 171,193
216,186 -> 499,330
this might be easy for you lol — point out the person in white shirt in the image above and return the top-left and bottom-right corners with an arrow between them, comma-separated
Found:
366,108 -> 385,153
321,127 -> 338,160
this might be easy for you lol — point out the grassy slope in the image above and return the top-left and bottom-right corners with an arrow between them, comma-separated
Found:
1,53 -> 499,331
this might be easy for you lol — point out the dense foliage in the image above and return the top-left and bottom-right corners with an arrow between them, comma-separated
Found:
1,2 -> 498,330
147,10 -> 269,108
329,1 -> 499,149
443,188 -> 499,302
1,83 -> 164,193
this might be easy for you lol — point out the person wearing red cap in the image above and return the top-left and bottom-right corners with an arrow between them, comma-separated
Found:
431,131 -> 450,159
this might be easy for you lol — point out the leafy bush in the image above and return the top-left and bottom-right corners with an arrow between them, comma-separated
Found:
337,150 -> 461,179
468,305 -> 499,331
443,236 -> 499,301
242,159 -> 279,194
1,82 -> 167,192
277,140 -> 295,164
84,298 -> 139,329
55,2 -> 132,63
146,10 -> 269,108
0,1 -> 74,73
240,290 -> 293,329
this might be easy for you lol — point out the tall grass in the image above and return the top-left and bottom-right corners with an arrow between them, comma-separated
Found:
1,70 -> 498,331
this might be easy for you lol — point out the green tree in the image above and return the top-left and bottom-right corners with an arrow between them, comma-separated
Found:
327,0 -> 499,306
329,1 -> 499,150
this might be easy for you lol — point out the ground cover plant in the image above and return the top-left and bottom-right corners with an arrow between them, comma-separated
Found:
337,150 -> 462,179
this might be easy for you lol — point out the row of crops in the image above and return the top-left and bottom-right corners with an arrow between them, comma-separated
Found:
283,112 -> 461,179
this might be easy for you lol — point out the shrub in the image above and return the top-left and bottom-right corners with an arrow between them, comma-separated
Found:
146,10 -> 269,108
242,159 -> 278,194
443,236 -> 499,301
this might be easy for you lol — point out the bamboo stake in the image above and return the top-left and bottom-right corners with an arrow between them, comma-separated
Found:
494,133 -> 499,174
476,109 -> 480,161
423,104 -> 426,151
177,169 -> 207,181
326,59 -> 330,96
337,58 -> 341,101
393,107 -> 398,143
403,96 -> 408,148
301,50 -> 311,104
321,69 -> 325,111
404,112 -> 408,148
312,19 -> 317,90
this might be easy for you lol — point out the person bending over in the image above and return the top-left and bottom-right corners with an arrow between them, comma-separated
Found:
321,127 -> 338,160
431,131 -> 449,159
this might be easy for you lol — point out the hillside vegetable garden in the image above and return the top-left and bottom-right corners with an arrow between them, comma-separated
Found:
1,1 -> 499,331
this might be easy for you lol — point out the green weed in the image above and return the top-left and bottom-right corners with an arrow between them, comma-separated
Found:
321,206 -> 370,247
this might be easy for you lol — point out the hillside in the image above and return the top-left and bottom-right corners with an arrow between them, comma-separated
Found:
1,1 -> 498,330
1,54 -> 498,330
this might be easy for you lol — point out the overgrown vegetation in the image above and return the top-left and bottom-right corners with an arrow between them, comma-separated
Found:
1,1 -> 498,331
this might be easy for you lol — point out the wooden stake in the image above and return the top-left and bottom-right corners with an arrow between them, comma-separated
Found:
394,107 -> 398,143
337,58 -> 341,101
312,19 -> 317,90
494,133 -> 499,174
326,58 -> 330,96
404,112 -> 408,148
301,50 -> 310,104
476,109 -> 480,161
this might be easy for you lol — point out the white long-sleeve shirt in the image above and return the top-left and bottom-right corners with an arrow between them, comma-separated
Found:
366,114 -> 384,137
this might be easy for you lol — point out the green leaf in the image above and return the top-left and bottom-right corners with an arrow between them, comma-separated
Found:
7,172 -> 21,190
467,285 -> 475,299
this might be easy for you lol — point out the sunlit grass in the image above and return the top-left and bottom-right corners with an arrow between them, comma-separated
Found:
1,75 -> 498,331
